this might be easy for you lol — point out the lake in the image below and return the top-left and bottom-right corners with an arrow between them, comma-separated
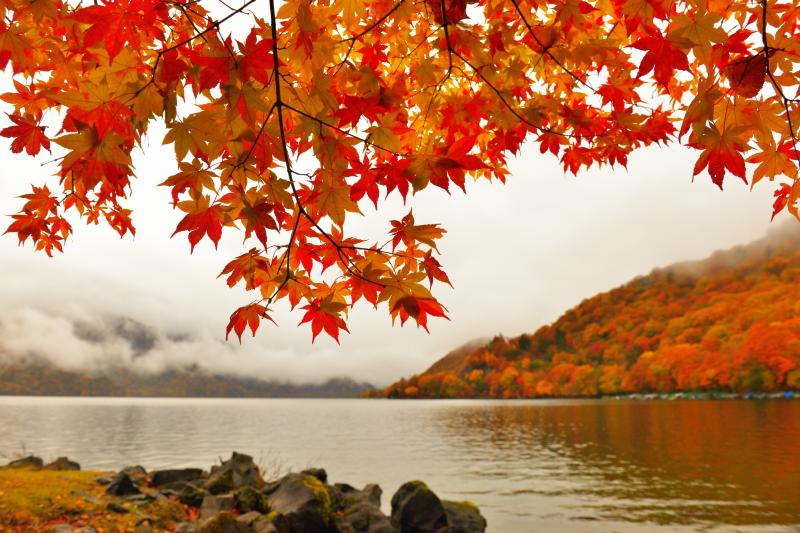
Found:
0,397 -> 798,532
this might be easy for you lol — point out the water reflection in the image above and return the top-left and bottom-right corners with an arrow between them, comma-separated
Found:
433,400 -> 800,529
0,398 -> 797,532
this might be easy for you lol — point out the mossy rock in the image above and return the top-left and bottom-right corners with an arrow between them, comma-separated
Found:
265,473 -> 336,532
197,511 -> 250,533
204,469 -> 234,495
235,486 -> 270,514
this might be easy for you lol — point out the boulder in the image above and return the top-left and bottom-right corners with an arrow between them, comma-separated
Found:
106,472 -> 141,497
178,482 -> 207,507
197,512 -> 251,533
235,486 -> 271,514
251,516 -> 280,533
6,455 -> 43,469
442,501 -> 486,533
121,465 -> 148,485
301,467 -> 328,483
44,457 -> 80,471
51,525 -> 73,533
150,468 -> 204,487
334,483 -> 393,533
200,493 -> 235,521
265,473 -> 335,532
390,481 -> 448,533
236,511 -> 264,526
106,502 -> 129,514
205,452 -> 263,494
174,523 -> 198,533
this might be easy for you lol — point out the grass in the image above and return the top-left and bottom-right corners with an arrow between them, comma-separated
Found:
0,467 -> 189,532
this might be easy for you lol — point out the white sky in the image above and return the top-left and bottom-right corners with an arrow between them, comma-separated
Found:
0,8 -> 790,385
0,118 -> 786,385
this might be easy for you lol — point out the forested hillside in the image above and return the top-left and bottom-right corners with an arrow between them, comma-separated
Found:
381,226 -> 800,398
0,362 -> 372,398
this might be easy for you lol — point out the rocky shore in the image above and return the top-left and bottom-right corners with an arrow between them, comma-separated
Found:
2,452 -> 487,533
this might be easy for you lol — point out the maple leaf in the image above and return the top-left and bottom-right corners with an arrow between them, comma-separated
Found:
421,251 -> 452,288
726,53 -> 767,98
172,205 -> 224,252
425,0 -> 468,26
0,115 -> 49,155
299,296 -> 350,343
692,126 -> 748,188
633,33 -> 689,87
390,295 -> 449,332
390,211 -> 446,251
226,304 -> 275,342
72,0 -> 167,61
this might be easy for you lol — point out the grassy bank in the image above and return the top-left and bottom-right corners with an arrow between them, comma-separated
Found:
0,468 -> 188,532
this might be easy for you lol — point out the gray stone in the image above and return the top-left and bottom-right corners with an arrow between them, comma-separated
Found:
265,473 -> 335,533
106,502 -> 130,514
390,481 -> 448,533
44,457 -> 81,471
301,467 -> 328,483
197,512 -> 251,533
106,472 -> 141,496
200,493 -> 235,521
6,455 -> 43,469
442,501 -> 487,533
236,511 -> 264,526
121,465 -> 148,485
174,523 -> 198,533
205,452 -> 263,494
51,525 -> 73,533
235,486 -> 270,514
150,468 -> 204,487
178,482 -> 207,507
335,483 -> 393,533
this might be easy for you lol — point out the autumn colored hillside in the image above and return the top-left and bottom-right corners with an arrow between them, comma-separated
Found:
380,225 -> 800,399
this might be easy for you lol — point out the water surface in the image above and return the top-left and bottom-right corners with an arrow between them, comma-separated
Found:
0,397 -> 797,532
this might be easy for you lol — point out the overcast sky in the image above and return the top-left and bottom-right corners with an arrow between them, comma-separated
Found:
1,114 -> 787,386
0,17 -> 791,385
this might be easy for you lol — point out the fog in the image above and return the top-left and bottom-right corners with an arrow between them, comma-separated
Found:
0,112 -> 787,385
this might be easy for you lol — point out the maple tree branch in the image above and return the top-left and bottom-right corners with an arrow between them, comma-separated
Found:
761,0 -> 800,164
509,0 -> 595,93
266,0 -> 385,293
331,0 -> 405,75
282,103 -> 406,157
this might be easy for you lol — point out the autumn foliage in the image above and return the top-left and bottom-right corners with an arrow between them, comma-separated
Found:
381,227 -> 800,398
1,0 -> 800,341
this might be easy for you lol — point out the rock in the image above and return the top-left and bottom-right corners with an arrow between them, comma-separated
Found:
74,528 -> 98,533
121,465 -> 148,485
51,525 -> 73,533
301,467 -> 328,483
200,493 -> 235,521
251,516 -> 280,533
178,482 -> 207,507
106,472 -> 141,496
133,525 -> 154,533
235,486 -> 271,514
197,512 -> 251,533
442,501 -> 487,533
236,511 -> 264,526
334,484 -> 393,533
205,452 -> 263,494
95,476 -> 112,485
265,473 -> 335,533
174,523 -> 198,533
106,502 -> 129,514
150,468 -> 204,487
44,457 -> 81,471
6,455 -> 44,469
390,481 -> 448,533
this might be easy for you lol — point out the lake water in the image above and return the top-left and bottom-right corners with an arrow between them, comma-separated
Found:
0,397 -> 798,532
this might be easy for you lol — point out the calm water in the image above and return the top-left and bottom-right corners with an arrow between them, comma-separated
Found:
0,398 -> 798,532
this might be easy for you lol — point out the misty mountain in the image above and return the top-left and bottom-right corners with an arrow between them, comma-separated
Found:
0,361 -> 373,398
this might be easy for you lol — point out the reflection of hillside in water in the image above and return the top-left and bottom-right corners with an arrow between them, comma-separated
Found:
434,400 -> 800,527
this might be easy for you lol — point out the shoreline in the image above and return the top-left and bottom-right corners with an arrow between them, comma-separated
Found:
0,452 -> 487,533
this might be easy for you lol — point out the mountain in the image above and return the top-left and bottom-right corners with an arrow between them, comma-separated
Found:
379,224 -> 800,398
0,362 -> 373,398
